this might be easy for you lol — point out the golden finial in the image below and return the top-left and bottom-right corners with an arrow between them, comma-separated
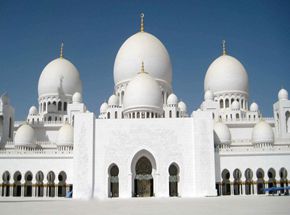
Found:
60,42 -> 64,58
222,40 -> 227,55
140,13 -> 144,32
141,61 -> 145,73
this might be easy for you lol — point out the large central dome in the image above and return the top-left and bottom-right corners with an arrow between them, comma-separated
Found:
113,31 -> 172,86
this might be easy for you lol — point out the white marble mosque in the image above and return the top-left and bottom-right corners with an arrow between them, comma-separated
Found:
0,14 -> 289,199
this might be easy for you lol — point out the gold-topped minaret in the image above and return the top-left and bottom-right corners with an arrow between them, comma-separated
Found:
222,40 -> 227,55
60,42 -> 64,58
140,13 -> 144,32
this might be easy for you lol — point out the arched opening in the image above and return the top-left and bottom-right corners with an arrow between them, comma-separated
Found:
286,111 -> 290,133
108,164 -> 119,198
35,171 -> 44,197
43,102 -> 46,111
58,101 -> 62,111
221,169 -> 231,195
225,99 -> 229,108
58,171 -> 67,197
169,110 -> 172,118
169,163 -> 179,197
236,113 -> 239,119
64,102 -> 67,112
114,111 -> 117,119
244,168 -> 253,195
24,171 -> 33,197
48,116 -> 52,122
47,171 -> 55,197
256,168 -> 265,194
107,112 -> 110,119
220,100 -> 224,108
267,168 -> 276,194
233,169 -> 242,195
13,171 -> 22,197
8,117 -> 12,139
2,171 -> 10,197
134,156 -> 153,197
279,167 -> 288,195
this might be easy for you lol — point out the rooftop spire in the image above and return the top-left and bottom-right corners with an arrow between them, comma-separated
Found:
222,40 -> 227,55
140,13 -> 144,32
141,61 -> 145,73
60,42 -> 64,58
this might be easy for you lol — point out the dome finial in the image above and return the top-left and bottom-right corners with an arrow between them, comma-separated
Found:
60,42 -> 64,58
222,40 -> 227,55
140,13 -> 144,32
141,61 -> 145,73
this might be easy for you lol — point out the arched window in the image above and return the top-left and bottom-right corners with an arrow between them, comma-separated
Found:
35,171 -> 44,197
8,117 -> 12,139
63,102 -> 67,111
137,112 -> 140,118
225,99 -> 229,108
48,116 -> 52,122
241,99 -> 244,109
169,163 -> 179,197
58,101 -> 62,111
24,171 -> 33,197
169,110 -> 172,118
256,168 -> 265,194
13,171 -> 22,197
236,113 -> 239,119
221,169 -> 231,195
244,168 -> 253,195
107,112 -> 110,119
115,111 -> 117,119
233,169 -> 242,195
220,100 -> 224,108
279,167 -> 288,195
2,171 -> 11,197
108,164 -> 119,198
43,102 -> 46,111
267,168 -> 276,194
58,171 -> 67,197
47,171 -> 55,197
286,111 -> 290,133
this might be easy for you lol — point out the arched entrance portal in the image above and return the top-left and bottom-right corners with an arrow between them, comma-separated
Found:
134,156 -> 153,197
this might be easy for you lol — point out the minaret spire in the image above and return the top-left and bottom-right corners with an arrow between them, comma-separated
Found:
60,42 -> 64,58
222,40 -> 227,55
140,13 -> 144,32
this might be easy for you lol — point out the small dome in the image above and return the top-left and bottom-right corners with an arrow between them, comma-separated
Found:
167,94 -> 178,106
72,92 -> 82,103
204,55 -> 248,95
231,101 -> 240,110
29,106 -> 38,115
100,102 -> 108,114
250,102 -> 259,112
123,72 -> 162,113
114,32 -> 172,86
15,124 -> 36,148
252,120 -> 274,144
38,58 -> 82,98
57,124 -> 74,146
178,101 -> 187,112
204,90 -> 214,101
108,95 -> 119,107
278,88 -> 288,101
214,122 -> 231,145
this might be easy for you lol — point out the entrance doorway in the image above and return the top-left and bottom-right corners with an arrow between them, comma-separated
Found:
134,156 -> 153,197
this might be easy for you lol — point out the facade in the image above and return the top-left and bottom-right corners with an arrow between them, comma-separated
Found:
0,15 -> 290,199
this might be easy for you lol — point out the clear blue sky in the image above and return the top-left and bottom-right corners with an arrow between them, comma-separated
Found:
0,0 -> 289,119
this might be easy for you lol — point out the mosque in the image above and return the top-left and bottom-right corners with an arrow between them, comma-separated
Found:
0,14 -> 289,199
